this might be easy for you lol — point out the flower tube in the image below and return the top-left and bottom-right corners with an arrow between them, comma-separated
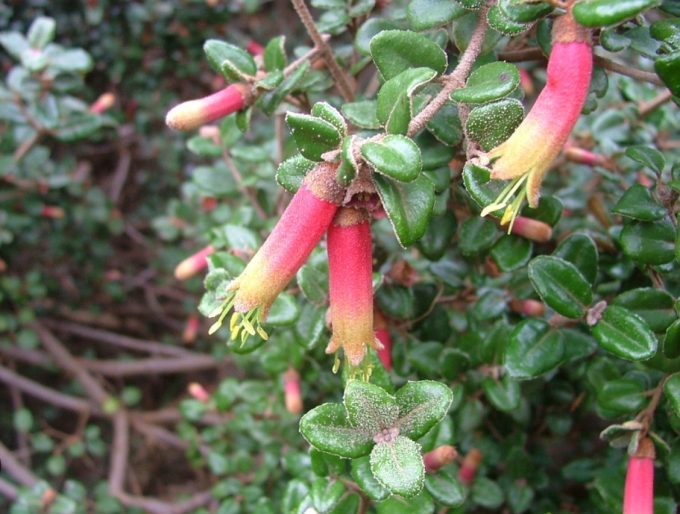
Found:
623,438 -> 655,514
175,245 -> 215,281
374,309 -> 392,371
166,83 -> 251,131
423,445 -> 457,473
325,208 -> 381,368
480,9 -> 592,230
283,368 -> 303,415
209,163 -> 344,342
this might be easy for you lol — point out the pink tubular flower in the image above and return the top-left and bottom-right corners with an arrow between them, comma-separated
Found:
374,309 -> 392,371
424,445 -> 457,473
174,245 -> 215,281
623,438 -> 655,514
89,92 -> 115,114
182,313 -> 200,344
325,208 -> 381,368
283,368 -> 303,415
166,83 -> 251,131
509,216 -> 552,243
188,382 -> 210,403
459,448 -> 483,485
41,205 -> 65,219
480,10 -> 592,230
209,163 -> 344,342
246,40 -> 264,56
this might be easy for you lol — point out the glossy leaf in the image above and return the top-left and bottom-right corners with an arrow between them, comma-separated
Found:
664,374 -> 680,418
376,67 -> 438,134
486,5 -> 532,36
264,36 -> 287,72
528,256 -> 593,319
592,305 -> 658,361
351,456 -> 390,501
499,0 -> 553,22
370,30 -> 447,81
276,154 -> 315,193
424,472 -> 465,507
505,320 -> 565,379
286,112 -> 342,161
459,217 -> 500,256
612,184 -> 666,221
620,219 -> 676,265
311,101 -> 347,137
612,288 -> 676,333
342,100 -> 381,129
553,233 -> 599,284
625,145 -> 666,174
361,134 -> 422,182
407,0 -> 466,30
573,0 -> 663,28
491,235 -> 533,271
663,319 -> 680,359
204,39 -> 257,81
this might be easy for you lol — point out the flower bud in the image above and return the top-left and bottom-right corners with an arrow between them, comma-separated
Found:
246,40 -> 264,56
174,245 -> 215,281
510,298 -> 545,317
89,92 -> 115,114
182,314 -> 200,344
459,448 -> 483,485
623,438 -> 655,514
188,382 -> 210,403
166,83 -> 250,131
509,216 -> 552,243
423,445 -> 457,473
41,205 -> 65,219
374,310 -> 392,371
283,368 -> 303,415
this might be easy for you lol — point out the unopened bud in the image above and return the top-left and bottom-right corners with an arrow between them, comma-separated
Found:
0,259 -> 6,273
183,314 -> 200,344
374,310 -> 392,371
89,92 -> 116,114
188,382 -> 210,403
459,448 -> 483,485
246,40 -> 264,56
41,205 -> 65,219
564,146 -> 611,168
519,68 -> 535,97
166,84 -> 249,131
174,245 -> 215,281
423,445 -> 457,472
510,216 -> 552,243
201,196 -> 218,212
283,368 -> 303,415
510,298 -> 545,317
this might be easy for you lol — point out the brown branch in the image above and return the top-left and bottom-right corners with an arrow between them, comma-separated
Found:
594,55 -> 663,86
407,6 -> 489,137
0,478 -> 18,501
222,149 -> 268,220
290,0 -> 355,101
497,47 -> 545,62
638,89 -> 674,116
0,441 -> 40,487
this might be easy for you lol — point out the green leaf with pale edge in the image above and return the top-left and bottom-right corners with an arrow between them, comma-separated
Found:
487,5 -> 532,36
311,101 -> 347,137
424,472 -> 465,507
351,456 -> 390,501
370,436 -> 424,498
276,154 -> 315,193
286,112 -> 341,161
664,374 -> 680,418
499,0 -> 553,22
612,288 -> 676,333
338,136 -> 359,185
620,219 -> 676,265
612,184 -> 666,221
264,36 -> 286,72
573,0 -> 663,28
374,174 -> 435,247
505,320 -> 565,379
395,380 -> 453,440
466,98 -> 524,151
203,39 -> 257,82
342,100 -> 381,129
592,305 -> 658,361
27,17 -> 56,49
377,67 -> 437,134
299,403 -> 373,458
370,30 -> 447,81
361,135 -> 422,182
407,0 -> 466,30
452,61 -> 521,104
463,162 -> 507,210
344,380 -> 399,435
553,234 -> 599,285
528,256 -> 593,319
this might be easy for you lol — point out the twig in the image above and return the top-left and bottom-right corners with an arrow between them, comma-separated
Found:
0,441 -> 40,487
637,375 -> 669,437
498,47 -> 545,62
222,149 -> 268,219
109,147 -> 132,203
407,6 -> 489,137
594,55 -> 663,86
0,478 -> 18,501
289,0 -> 355,101
12,132 -> 41,162
638,89 -> 674,116
282,39 -> 328,76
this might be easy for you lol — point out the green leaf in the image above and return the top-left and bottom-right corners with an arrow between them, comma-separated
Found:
0,32 -> 29,60
286,112 -> 342,161
374,174 -> 435,247
573,0 -> 663,28
612,184 -> 666,221
482,375 -> 521,412
597,378 -> 646,415
361,135 -> 422,182
342,100 -> 381,129
452,62 -> 521,104
187,135 -> 222,158
375,490 -> 435,514
625,145 -> 666,174
395,380 -> 453,440
491,235 -> 532,272
424,472 -> 465,507
258,61 -> 309,115
370,30 -> 447,81
499,0 -> 553,22
655,51 -> 680,97
459,217 -> 500,256
310,477 -> 346,513
276,154 -> 315,193
407,0 -> 466,30
27,17 -> 56,49
528,256 -> 593,319
54,114 -> 103,142
486,5 -> 532,36
592,305 -> 658,361
351,456 -> 390,501
418,213 -> 457,261
664,374 -> 680,417
465,98 -> 524,151
370,436 -> 425,498
344,380 -> 399,434
463,162 -> 507,210
612,288 -> 676,333
472,477 -> 505,509
312,101 -> 347,137
505,320 -> 565,379
620,219 -> 676,265
425,100 -> 463,147
48,47 -> 93,73
553,233 -> 599,284
377,67 -> 438,134
663,319 -> 680,359
299,403 -> 374,458
204,39 -> 257,82
264,36 -> 287,72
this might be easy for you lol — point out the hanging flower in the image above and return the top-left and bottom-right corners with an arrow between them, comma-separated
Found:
623,438 -> 655,514
208,163 -> 344,343
325,208 -> 381,368
283,368 -> 303,415
175,245 -> 215,281
374,309 -> 392,371
166,83 -> 251,131
480,9 -> 592,231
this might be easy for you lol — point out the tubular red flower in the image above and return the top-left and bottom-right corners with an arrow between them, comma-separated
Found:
246,40 -> 264,56
374,309 -> 392,371
623,438 -> 655,514
182,314 -> 200,344
325,208 -> 380,368
174,245 -> 215,281
210,163 -> 344,342
188,382 -> 210,403
89,92 -> 115,114
509,216 -> 552,243
283,368 -> 303,415
459,448 -> 483,485
423,445 -> 457,473
481,10 -> 592,229
41,205 -> 65,219
166,83 -> 251,131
